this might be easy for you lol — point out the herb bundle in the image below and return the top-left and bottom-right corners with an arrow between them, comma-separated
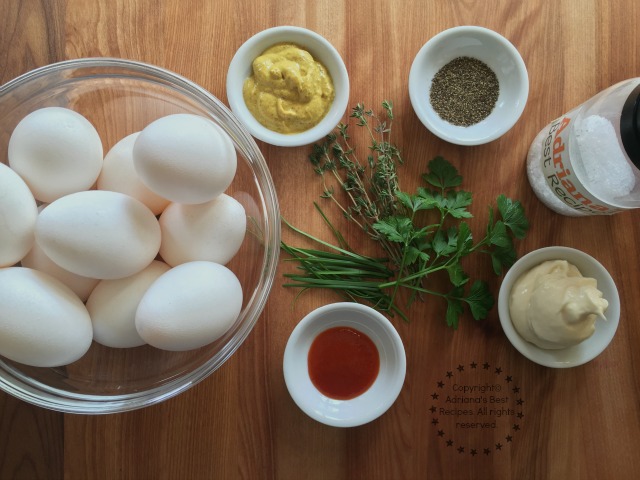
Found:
281,101 -> 529,328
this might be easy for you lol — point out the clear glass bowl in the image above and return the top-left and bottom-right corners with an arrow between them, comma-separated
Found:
0,58 -> 280,413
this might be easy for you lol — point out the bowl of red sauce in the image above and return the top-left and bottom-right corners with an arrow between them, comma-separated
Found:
283,302 -> 406,427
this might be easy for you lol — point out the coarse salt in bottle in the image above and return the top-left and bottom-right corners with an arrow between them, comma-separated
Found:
526,79 -> 640,216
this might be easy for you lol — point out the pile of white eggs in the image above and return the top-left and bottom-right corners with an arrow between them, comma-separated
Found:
0,107 -> 248,367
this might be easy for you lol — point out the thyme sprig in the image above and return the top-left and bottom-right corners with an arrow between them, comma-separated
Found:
281,101 -> 529,328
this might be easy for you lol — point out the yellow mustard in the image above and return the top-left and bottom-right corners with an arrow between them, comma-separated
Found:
242,43 -> 335,134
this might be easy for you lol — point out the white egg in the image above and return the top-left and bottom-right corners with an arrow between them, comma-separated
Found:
35,190 -> 161,280
8,107 -> 103,203
0,163 -> 38,267
159,194 -> 246,267
21,241 -> 99,302
97,132 -> 170,215
87,260 -> 170,348
133,114 -> 237,204
135,261 -> 243,351
0,267 -> 93,367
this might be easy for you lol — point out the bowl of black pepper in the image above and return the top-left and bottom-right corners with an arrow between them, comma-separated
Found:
409,26 -> 528,146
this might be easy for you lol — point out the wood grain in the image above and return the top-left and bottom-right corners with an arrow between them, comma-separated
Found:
0,395 -> 63,480
1,0 -> 640,479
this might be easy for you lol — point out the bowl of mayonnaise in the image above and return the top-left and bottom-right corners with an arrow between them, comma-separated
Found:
498,246 -> 620,368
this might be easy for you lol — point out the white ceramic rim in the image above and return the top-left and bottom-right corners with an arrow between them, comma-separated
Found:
498,246 -> 620,368
283,302 -> 406,427
408,25 -> 529,146
0,57 -> 281,413
226,26 -> 350,147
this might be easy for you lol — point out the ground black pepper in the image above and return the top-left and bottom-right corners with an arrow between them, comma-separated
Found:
429,56 -> 499,127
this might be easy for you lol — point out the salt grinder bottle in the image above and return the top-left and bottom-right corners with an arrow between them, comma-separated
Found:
526,78 -> 640,216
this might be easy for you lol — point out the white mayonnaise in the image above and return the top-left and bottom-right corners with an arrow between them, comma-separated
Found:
509,260 -> 608,349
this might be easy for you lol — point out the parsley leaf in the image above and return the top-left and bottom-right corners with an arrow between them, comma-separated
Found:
490,243 -> 517,275
443,190 -> 473,219
423,156 -> 463,189
446,294 -> 464,329
447,263 -> 469,287
497,194 -> 529,239
456,222 -> 473,255
395,191 -> 414,211
486,220 -> 511,248
405,245 -> 430,265
397,191 -> 438,212
432,228 -> 458,256
373,217 -> 413,243
416,187 -> 437,205
463,281 -> 495,320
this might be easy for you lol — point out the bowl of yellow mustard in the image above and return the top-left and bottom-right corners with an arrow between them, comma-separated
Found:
226,26 -> 349,147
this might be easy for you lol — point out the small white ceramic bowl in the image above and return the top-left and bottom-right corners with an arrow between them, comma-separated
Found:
498,247 -> 620,368
409,26 -> 529,146
283,303 -> 406,427
226,26 -> 349,147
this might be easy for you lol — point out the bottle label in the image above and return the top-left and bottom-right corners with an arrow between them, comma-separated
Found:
540,115 -> 623,215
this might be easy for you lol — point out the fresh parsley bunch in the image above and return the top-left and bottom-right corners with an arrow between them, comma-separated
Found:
281,102 -> 529,328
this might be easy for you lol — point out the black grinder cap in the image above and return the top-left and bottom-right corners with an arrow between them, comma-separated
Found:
621,83 -> 640,169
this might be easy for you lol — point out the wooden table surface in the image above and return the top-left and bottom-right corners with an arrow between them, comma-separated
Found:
1,0 -> 640,479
